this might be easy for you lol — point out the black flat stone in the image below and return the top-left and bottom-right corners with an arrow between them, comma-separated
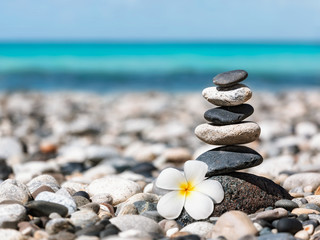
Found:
196,145 -> 263,176
276,218 -> 302,234
26,200 -> 68,217
204,104 -> 254,125
213,70 -> 248,87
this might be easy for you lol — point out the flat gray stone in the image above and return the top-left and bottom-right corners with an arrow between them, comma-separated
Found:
202,84 -> 252,106
213,70 -> 248,87
204,104 -> 254,125
195,122 -> 260,145
196,145 -> 263,176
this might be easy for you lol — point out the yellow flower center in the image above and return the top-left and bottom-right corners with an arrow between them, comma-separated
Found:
179,181 -> 195,197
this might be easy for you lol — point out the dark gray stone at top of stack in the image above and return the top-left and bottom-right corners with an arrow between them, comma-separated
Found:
213,70 -> 248,87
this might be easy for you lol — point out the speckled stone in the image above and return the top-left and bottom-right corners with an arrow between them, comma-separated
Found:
195,122 -> 260,145
196,145 -> 263,176
213,70 -> 248,87
204,104 -> 254,125
202,84 -> 252,106
176,172 -> 291,226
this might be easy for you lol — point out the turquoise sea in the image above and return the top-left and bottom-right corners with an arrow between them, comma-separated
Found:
0,42 -> 320,92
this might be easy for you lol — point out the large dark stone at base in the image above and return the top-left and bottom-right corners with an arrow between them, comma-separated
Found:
176,172 -> 292,226
196,145 -> 263,176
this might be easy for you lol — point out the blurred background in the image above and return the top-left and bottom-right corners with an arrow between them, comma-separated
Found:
1,0 -> 320,92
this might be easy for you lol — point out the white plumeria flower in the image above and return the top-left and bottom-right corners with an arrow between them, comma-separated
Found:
156,160 -> 224,220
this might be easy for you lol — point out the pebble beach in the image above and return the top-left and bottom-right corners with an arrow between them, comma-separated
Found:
1,89 -> 320,240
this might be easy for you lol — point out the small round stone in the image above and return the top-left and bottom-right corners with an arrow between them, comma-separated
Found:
202,84 -> 252,106
213,70 -> 248,87
275,199 -> 299,211
204,104 -> 254,125
195,122 -> 260,145
73,191 -> 90,200
276,217 -> 303,234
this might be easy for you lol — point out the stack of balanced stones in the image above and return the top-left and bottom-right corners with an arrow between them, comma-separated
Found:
194,70 -> 263,176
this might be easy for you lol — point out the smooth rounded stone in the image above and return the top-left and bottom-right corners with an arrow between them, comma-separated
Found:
45,218 -> 75,235
27,174 -> 60,194
0,179 -> 30,204
258,233 -> 296,240
110,215 -> 164,235
210,211 -> 257,240
283,173 -> 320,192
195,122 -> 260,145
305,195 -> 320,206
171,233 -> 201,239
88,176 -> 142,205
202,84 -> 252,106
213,70 -> 248,87
274,199 -> 299,211
196,145 -> 263,176
76,236 -> 100,240
90,193 -> 113,204
303,223 -> 315,234
70,209 -> 100,228
204,104 -> 254,125
259,227 -> 272,236
276,217 -> 303,234
118,229 -> 153,239
292,208 -> 320,215
73,191 -> 90,200
0,158 -> 12,180
176,172 -> 291,226
0,229 -> 24,240
255,208 -> 288,221
83,164 -> 116,181
294,230 -> 309,240
163,148 -> 192,163
73,196 -> 91,207
180,222 -> 214,237
35,191 -> 77,215
0,203 -> 26,228
26,200 -> 68,217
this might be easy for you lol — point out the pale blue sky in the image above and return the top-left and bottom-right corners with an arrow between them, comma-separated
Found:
0,0 -> 320,41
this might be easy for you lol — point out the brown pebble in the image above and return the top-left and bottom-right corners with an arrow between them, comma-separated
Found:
40,143 -> 57,154
18,221 -> 39,236
33,230 -> 49,240
255,208 -> 288,221
315,186 -> 320,195
170,231 -> 191,238
79,203 -> 100,214
31,185 -> 55,199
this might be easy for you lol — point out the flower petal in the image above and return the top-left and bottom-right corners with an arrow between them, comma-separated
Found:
156,167 -> 186,190
195,179 -> 224,203
184,191 -> 213,220
184,160 -> 208,186
157,190 -> 185,219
